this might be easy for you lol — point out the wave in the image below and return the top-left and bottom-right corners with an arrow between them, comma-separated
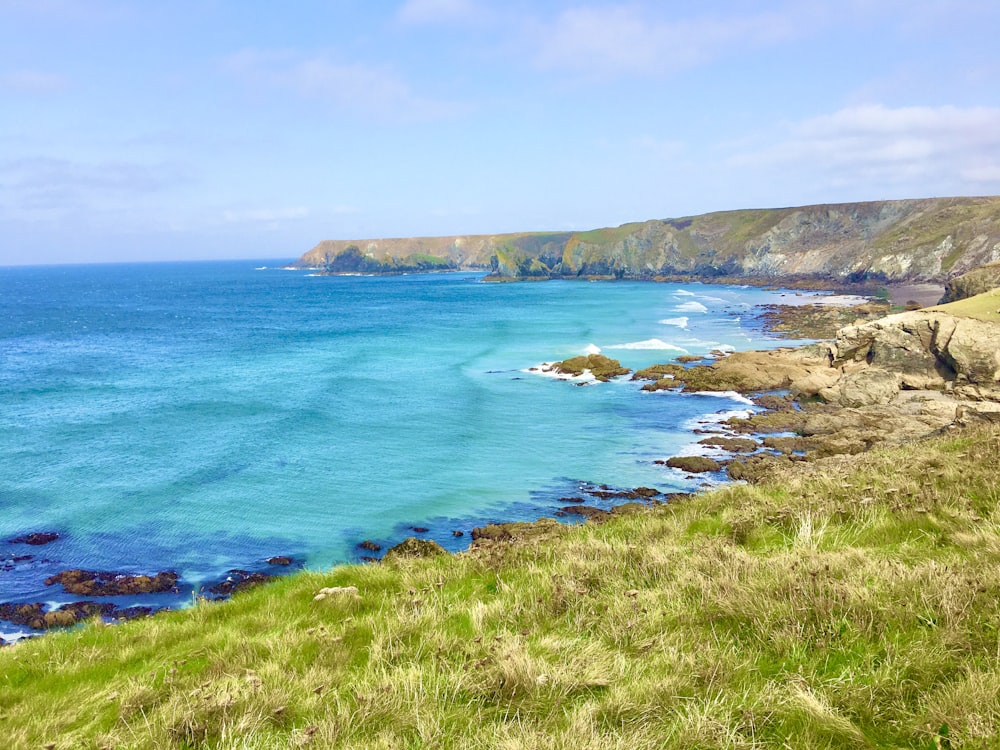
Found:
522,363 -> 599,384
659,317 -> 689,328
583,343 -> 601,355
674,289 -> 696,296
675,301 -> 708,313
689,390 -> 755,406
607,339 -> 689,351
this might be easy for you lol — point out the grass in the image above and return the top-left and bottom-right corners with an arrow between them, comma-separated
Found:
3,424 -> 1000,748
929,288 -> 1000,323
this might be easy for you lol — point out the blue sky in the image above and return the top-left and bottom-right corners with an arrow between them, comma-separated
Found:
2,0 -> 1000,265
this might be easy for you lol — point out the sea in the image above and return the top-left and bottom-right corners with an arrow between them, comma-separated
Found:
0,261 -> 826,639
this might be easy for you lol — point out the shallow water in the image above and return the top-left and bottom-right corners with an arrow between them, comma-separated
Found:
0,262 -> 821,632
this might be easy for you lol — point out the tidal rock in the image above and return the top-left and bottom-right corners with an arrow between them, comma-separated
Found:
266,556 -> 293,566
662,456 -> 722,473
552,354 -> 630,382
554,505 -> 609,521
208,570 -> 273,596
45,569 -> 179,596
382,537 -> 447,560
697,436 -> 759,453
357,540 -> 382,552
8,532 -> 60,546
0,601 -> 115,630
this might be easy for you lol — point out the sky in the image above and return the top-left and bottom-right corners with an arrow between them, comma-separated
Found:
2,0 -> 1000,265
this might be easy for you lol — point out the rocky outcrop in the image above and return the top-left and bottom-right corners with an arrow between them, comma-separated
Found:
298,197 -> 1000,285
551,354 -> 630,382
661,456 -> 722,473
382,537 -> 447,560
45,569 -> 179,596
940,261 -> 1000,302
833,308 -> 1000,398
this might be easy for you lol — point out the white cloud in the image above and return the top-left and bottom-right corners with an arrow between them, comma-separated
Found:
396,0 -> 484,25
0,69 -> 67,93
729,104 -> 1000,192
529,5 -> 798,78
223,49 -> 463,121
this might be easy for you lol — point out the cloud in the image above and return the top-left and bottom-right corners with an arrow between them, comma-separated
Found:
0,69 -> 68,93
729,104 -> 1000,191
0,157 -> 189,218
396,0 -> 484,25
529,5 -> 798,78
223,49 -> 463,121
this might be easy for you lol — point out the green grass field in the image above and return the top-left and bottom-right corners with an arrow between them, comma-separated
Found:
2,424 -> 1000,748
930,288 -> 1000,323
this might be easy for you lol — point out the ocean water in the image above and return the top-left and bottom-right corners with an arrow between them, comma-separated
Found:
0,262 -> 820,633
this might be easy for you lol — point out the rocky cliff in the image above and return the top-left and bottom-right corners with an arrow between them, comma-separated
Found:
297,196 -> 1000,283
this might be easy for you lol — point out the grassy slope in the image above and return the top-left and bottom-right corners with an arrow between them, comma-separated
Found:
3,425 -> 1000,748
929,288 -> 1000,323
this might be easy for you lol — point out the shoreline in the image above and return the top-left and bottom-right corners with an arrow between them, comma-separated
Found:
0,280 -> 969,643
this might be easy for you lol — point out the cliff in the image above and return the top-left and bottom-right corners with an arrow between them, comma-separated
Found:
297,196 -> 1000,283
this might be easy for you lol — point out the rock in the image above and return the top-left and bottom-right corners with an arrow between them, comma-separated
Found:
662,456 -> 722,473
552,354 -> 630,382
266,556 -> 293,566
208,570 -> 273,596
633,486 -> 660,497
697,436 -> 759,453
314,586 -> 360,601
8,532 -> 60,546
0,601 -> 115,630
555,505 -> 609,522
790,369 -> 842,398
824,368 -> 900,408
411,527 -> 429,533
452,530 -> 464,537
937,316 -> 1000,385
382,537 -> 447,560
357,540 -> 382,552
45,569 -> 179,596
940,261 -> 1000,303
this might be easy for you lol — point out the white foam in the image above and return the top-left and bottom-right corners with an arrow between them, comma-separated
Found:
607,339 -> 689,352
711,344 -> 736,354
675,301 -> 708,313
523,363 -> 599,383
674,289 -> 696,296
0,629 -> 33,643
681,408 -> 754,430
690,390 -> 756,406
583,343 -> 601,355
659,317 -> 689,328
696,295 -> 726,303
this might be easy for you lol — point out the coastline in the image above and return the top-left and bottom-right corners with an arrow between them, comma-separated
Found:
0,279 -> 974,643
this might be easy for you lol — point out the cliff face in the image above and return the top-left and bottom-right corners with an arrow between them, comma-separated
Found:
296,197 -> 1000,283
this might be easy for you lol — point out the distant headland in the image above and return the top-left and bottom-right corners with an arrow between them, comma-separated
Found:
296,196 -> 1000,286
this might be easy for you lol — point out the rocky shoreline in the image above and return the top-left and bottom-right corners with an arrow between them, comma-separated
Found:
4,283 -> 997,642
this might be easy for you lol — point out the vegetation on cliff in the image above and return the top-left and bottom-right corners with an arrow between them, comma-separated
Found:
297,197 -> 1000,285
3,424 -> 1000,747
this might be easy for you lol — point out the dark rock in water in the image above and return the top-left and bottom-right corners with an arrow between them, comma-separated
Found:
45,569 -> 179,596
0,600 -> 115,629
12,554 -> 33,563
633,486 -> 660,497
753,395 -> 797,412
556,505 -> 609,521
357,540 -> 382,552
208,570 -> 274,596
585,486 -> 658,501
266,556 -> 293,566
661,456 -> 722,473
452,530 -> 464,537
558,496 -> 585,503
8,532 -> 60,546
698,436 -> 759,453
382,537 -> 447,560
360,556 -> 380,564
113,606 -> 155,621
411,526 -> 430,533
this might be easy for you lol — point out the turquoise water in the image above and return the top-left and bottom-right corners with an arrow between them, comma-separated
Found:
0,262 -> 816,630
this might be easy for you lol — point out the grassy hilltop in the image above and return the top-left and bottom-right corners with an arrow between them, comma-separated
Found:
297,196 -> 1000,284
3,422 -> 1000,748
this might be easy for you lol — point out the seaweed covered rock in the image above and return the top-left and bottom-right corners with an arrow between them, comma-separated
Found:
45,569 -> 179,596
553,354 -> 630,382
662,456 -> 722,473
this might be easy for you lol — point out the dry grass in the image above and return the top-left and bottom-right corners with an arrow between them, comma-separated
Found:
2,425 -> 1000,748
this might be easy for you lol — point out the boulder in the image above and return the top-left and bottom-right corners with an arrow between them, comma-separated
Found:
7,532 -> 60,546
662,456 -> 722,473
45,569 -> 179,596
822,368 -> 900,408
940,261 -> 1000,303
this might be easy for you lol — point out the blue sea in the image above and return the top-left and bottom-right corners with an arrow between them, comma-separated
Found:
0,261 -> 821,637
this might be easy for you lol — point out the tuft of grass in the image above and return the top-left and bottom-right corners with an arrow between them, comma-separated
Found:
2,425 -> 1000,748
